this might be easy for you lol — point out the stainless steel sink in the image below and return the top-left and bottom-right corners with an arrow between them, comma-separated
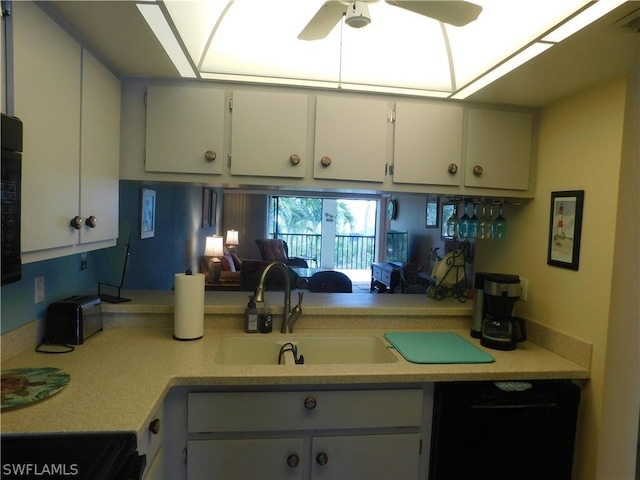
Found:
214,335 -> 399,365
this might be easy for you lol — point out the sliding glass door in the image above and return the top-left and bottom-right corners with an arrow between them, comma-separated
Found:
268,196 -> 377,270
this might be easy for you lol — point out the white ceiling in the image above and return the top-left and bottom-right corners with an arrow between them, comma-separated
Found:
43,1 -> 640,107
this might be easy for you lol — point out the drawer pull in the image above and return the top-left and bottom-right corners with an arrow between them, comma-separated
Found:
316,452 -> 329,466
149,418 -> 161,435
204,150 -> 217,162
287,454 -> 300,468
70,216 -> 84,230
304,396 -> 317,410
85,215 -> 98,228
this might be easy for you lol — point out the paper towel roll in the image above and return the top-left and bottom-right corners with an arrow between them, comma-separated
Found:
174,272 -> 205,340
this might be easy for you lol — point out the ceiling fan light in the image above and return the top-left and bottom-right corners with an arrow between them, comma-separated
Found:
345,1 -> 371,29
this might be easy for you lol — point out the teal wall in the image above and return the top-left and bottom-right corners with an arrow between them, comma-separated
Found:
1,255 -> 95,335
118,181 -> 219,290
0,180 -> 220,335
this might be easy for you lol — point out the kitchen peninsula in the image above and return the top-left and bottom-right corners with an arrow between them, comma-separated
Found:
1,291 -> 590,478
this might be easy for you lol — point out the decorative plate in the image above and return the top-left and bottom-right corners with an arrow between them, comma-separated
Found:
1,367 -> 70,410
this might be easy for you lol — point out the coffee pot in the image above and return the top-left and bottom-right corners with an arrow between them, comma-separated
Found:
480,274 -> 527,351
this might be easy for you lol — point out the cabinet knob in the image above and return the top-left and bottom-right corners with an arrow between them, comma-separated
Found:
86,216 -> 98,229
149,418 -> 161,435
304,396 -> 317,410
473,165 -> 483,176
289,154 -> 301,165
316,452 -> 329,466
70,216 -> 84,230
286,454 -> 300,468
204,150 -> 217,162
320,156 -> 332,168
448,163 -> 458,174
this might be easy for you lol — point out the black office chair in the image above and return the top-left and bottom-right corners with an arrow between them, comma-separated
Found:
307,271 -> 353,293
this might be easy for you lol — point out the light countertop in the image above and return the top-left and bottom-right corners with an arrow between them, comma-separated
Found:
0,290 -> 591,436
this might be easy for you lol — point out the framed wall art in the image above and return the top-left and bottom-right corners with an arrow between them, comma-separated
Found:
425,196 -> 439,228
547,190 -> 584,270
140,188 -> 156,239
202,188 -> 217,228
441,201 -> 455,239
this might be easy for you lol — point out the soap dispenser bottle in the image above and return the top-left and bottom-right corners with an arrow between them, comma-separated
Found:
245,296 -> 258,333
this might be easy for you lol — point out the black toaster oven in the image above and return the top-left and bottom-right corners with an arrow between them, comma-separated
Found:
42,295 -> 103,346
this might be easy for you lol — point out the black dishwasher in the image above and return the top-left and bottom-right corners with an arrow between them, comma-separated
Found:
1,432 -> 145,480
429,380 -> 580,480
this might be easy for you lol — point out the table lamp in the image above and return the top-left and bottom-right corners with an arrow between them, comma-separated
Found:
204,235 -> 224,283
225,229 -> 239,253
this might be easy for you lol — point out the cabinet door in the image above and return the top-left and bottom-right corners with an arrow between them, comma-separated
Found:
187,438 -> 304,480
392,102 -> 463,186
312,433 -> 421,480
231,90 -> 308,178
464,108 -> 534,190
145,85 -> 225,174
79,50 -> 121,246
13,1 -> 82,253
313,95 -> 389,182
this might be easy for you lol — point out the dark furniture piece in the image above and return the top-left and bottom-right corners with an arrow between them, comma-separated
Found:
239,260 -> 300,292
205,281 -> 241,291
255,239 -> 309,268
371,262 -> 403,293
307,271 -> 353,293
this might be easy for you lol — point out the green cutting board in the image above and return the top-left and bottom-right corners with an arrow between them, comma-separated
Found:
384,332 -> 495,364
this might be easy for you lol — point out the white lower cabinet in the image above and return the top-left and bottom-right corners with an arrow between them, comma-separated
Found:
187,433 -> 420,480
183,388 -> 427,480
187,437 -> 304,480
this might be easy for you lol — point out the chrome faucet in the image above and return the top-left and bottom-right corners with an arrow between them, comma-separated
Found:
254,261 -> 303,334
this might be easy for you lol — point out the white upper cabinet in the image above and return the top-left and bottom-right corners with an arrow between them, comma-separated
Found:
14,1 -> 82,255
313,95 -> 390,183
392,102 -> 464,186
79,50 -> 121,246
13,2 -> 120,261
464,107 -> 534,191
230,90 -> 308,178
145,85 -> 225,174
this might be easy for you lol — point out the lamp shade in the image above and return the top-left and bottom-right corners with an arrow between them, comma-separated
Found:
204,235 -> 224,257
226,229 -> 239,246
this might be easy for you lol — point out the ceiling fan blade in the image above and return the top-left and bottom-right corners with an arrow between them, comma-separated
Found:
298,1 -> 348,40
385,0 -> 482,26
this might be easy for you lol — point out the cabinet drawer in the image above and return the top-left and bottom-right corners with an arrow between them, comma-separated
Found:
188,389 -> 423,433
372,265 -> 382,279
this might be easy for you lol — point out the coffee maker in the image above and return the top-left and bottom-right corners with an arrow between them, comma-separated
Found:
478,274 -> 527,351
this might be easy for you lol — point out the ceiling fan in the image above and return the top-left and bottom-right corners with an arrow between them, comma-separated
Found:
298,0 -> 483,40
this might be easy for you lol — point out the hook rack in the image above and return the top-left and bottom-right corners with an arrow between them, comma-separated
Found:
443,196 -> 523,206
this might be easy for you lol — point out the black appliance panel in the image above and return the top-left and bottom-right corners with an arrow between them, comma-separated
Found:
1,114 -> 23,285
1,432 -> 145,480
430,381 -> 580,480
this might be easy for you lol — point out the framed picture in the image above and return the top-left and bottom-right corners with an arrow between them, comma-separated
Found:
202,188 -> 217,228
425,196 -> 439,228
140,188 -> 156,239
441,201 -> 455,239
547,190 -> 584,270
